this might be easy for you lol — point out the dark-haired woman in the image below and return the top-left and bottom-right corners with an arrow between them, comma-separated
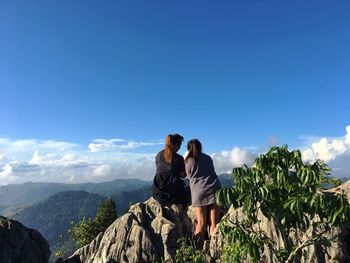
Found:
185,139 -> 221,247
152,134 -> 189,206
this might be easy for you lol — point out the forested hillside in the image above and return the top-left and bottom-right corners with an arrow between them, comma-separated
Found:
15,190 -> 107,258
0,178 -> 150,207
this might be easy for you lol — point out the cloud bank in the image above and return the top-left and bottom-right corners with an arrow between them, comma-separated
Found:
1,126 -> 350,186
302,125 -> 350,178
0,138 -> 158,185
88,139 -> 163,152
211,147 -> 257,174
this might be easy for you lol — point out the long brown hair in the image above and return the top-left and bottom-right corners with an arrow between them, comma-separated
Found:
164,134 -> 184,164
185,139 -> 202,162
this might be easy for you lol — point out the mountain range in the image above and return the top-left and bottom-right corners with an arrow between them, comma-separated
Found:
0,174 -> 233,261
15,190 -> 106,260
0,178 -> 150,208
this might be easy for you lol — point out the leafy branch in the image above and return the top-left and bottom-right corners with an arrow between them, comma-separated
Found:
216,145 -> 350,263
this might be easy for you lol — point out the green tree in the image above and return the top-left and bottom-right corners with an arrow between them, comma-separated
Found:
94,197 -> 117,233
175,237 -> 205,263
68,197 -> 117,247
216,145 -> 350,263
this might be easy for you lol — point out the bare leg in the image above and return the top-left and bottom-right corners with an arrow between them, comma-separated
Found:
208,203 -> 220,237
193,206 -> 207,247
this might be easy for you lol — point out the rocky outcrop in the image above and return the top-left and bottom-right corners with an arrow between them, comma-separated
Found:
209,205 -> 350,263
67,197 -> 193,263
329,180 -> 350,201
0,216 -> 51,263
64,182 -> 350,263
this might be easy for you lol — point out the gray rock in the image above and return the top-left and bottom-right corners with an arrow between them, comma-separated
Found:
67,197 -> 193,263
0,216 -> 51,263
209,206 -> 350,263
64,181 -> 350,262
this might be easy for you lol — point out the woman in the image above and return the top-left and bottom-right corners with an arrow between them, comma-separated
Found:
152,134 -> 189,206
185,139 -> 221,247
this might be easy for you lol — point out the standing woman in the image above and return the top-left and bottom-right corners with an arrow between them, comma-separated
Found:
153,134 -> 189,206
185,139 -> 221,247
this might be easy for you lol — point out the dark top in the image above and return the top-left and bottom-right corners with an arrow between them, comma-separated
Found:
155,150 -> 185,178
152,150 -> 188,206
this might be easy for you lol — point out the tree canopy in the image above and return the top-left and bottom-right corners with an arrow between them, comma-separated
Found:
68,197 -> 117,248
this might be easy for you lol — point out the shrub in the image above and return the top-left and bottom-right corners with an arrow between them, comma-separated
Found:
175,237 -> 205,263
216,145 -> 350,263
68,197 -> 117,247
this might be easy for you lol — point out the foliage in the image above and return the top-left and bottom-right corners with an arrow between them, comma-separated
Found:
175,237 -> 206,263
53,234 -> 69,259
94,197 -> 117,233
68,217 -> 97,248
216,145 -> 350,263
219,219 -> 272,262
54,250 -> 64,259
69,197 -> 117,248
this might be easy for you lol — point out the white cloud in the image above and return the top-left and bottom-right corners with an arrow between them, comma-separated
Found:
60,153 -> 77,162
0,163 -> 22,185
93,164 -> 113,177
211,147 -> 257,174
28,151 -> 81,167
0,138 -> 80,168
302,125 -> 350,163
0,164 -> 13,179
0,137 -> 159,185
1,128 -> 350,186
346,126 -> 350,145
0,138 -> 78,155
88,138 -> 162,152
0,137 -> 262,184
0,154 -> 15,164
29,150 -> 42,164
301,125 -> 350,178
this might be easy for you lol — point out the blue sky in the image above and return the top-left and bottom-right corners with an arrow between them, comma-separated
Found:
0,1 -> 349,184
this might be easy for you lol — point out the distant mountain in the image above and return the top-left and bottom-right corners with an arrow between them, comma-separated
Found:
112,186 -> 152,214
0,204 -> 29,218
0,205 -> 6,215
0,178 -> 151,207
218,173 -> 233,187
0,182 -> 71,207
8,174 -> 234,261
15,190 -> 107,260
340,177 -> 350,183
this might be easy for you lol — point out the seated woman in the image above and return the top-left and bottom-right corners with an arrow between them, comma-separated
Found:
152,134 -> 189,207
185,139 -> 221,248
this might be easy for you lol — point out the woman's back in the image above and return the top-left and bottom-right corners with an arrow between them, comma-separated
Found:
185,139 -> 222,246
156,149 -> 184,178
152,134 -> 188,206
185,153 -> 221,206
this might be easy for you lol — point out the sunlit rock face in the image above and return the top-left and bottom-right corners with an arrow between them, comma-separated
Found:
209,181 -> 350,263
66,197 -> 193,263
64,180 -> 350,263
209,206 -> 350,263
0,216 -> 51,263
